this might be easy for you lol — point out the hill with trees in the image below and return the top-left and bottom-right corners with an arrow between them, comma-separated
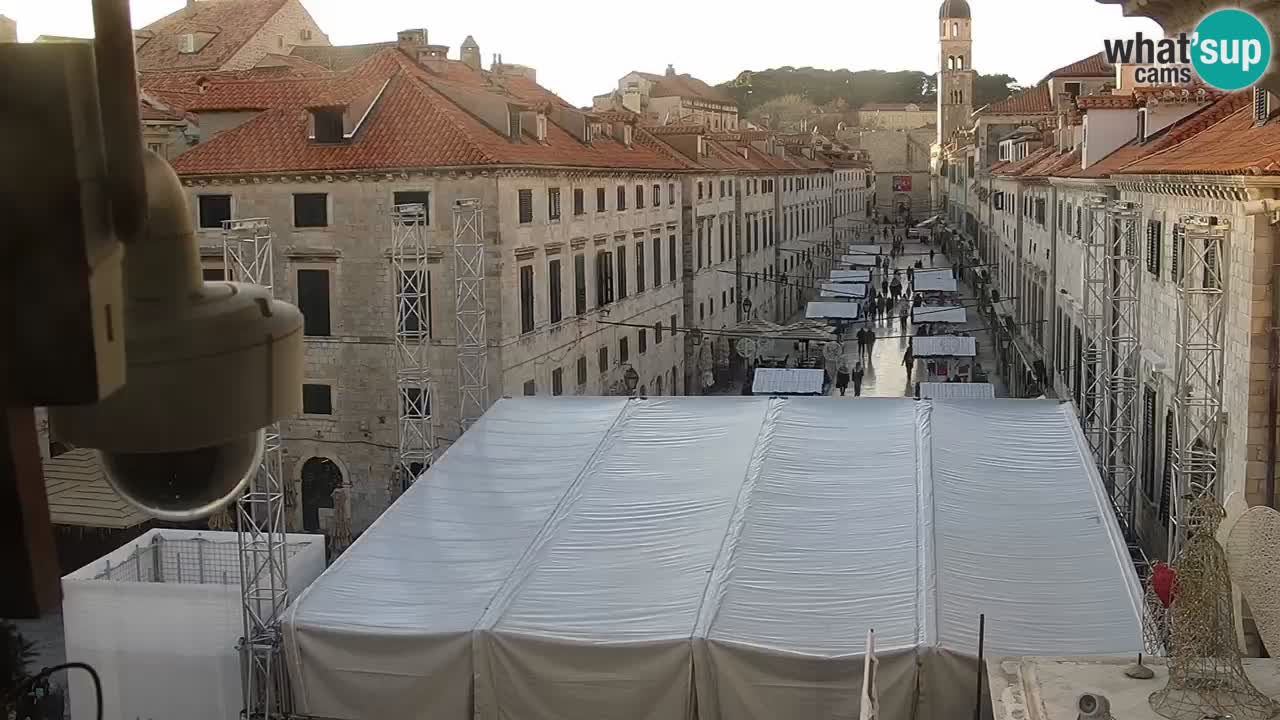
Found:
716,67 -> 1019,128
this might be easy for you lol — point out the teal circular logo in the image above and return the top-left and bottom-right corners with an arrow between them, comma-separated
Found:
1192,9 -> 1272,91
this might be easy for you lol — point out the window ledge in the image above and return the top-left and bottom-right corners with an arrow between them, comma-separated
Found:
288,246 -> 342,259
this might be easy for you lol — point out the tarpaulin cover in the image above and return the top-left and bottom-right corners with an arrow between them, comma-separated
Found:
915,305 -> 968,324
912,270 -> 958,293
283,398 -> 1144,720
830,269 -> 871,282
913,336 -> 977,357
752,368 -> 825,395
820,282 -> 867,300
806,301 -> 862,319
918,382 -> 996,399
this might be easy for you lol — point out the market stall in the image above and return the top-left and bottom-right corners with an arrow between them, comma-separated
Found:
751,368 -> 826,396
819,282 -> 867,301
911,335 -> 977,383
829,269 -> 871,283
917,382 -> 996,400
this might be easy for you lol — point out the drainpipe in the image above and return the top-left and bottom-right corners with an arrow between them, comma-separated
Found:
1244,196 -> 1280,508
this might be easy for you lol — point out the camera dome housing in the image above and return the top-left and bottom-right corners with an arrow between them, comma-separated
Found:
49,150 -> 303,521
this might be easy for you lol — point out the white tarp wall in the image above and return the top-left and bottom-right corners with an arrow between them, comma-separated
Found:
63,529 -> 326,720
284,398 -> 1144,720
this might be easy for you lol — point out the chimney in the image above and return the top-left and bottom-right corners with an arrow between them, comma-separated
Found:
397,28 -> 428,56
665,64 -> 676,77
417,44 -> 450,73
460,35 -> 481,71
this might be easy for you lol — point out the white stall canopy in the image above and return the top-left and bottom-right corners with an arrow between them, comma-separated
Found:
913,335 -> 977,357
830,269 -> 871,283
915,306 -> 967,324
846,244 -> 883,256
843,254 -> 879,266
912,270 -> 958,293
284,397 -> 1144,720
819,282 -> 867,299
918,382 -> 996,400
752,368 -> 825,395
806,301 -> 862,320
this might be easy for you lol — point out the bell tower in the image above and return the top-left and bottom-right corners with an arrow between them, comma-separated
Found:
938,0 -> 975,148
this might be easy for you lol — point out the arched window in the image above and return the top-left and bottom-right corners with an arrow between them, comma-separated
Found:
953,21 -> 959,37
301,457 -> 343,532
958,55 -> 965,70
947,56 -> 955,71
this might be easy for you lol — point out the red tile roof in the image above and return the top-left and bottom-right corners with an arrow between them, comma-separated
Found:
290,43 -> 395,71
171,49 -> 692,176
1042,52 -> 1113,82
981,83 -> 1054,116
994,146 -> 1057,177
134,0 -> 291,72
1118,92 -> 1277,175
1077,93 -> 1138,109
633,71 -> 735,105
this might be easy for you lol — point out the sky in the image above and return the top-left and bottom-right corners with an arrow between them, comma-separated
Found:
5,0 -> 1161,106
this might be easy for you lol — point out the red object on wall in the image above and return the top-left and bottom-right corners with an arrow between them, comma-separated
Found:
1151,561 -> 1178,608
893,176 -> 912,192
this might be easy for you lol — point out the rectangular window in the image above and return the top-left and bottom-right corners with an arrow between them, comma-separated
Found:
198,194 -> 232,229
616,245 -> 628,299
697,181 -> 703,200
635,184 -> 645,209
577,356 -> 587,385
203,267 -> 226,282
655,322 -> 664,343
523,380 -> 536,396
302,383 -> 332,415
574,254 -> 587,315
653,184 -> 661,207
293,193 -> 328,227
392,191 -> 431,225
652,238 -> 662,288
598,346 -> 608,373
397,269 -> 432,337
635,243 -> 645,293
697,225 -> 704,268
639,328 -> 648,354
552,368 -> 564,396
573,188 -> 584,216
548,259 -> 563,323
1146,219 -> 1163,278
402,387 -> 429,418
668,183 -> 675,205
719,224 -> 725,262
519,265 -> 535,333
617,185 -> 627,211
297,269 -> 331,336
669,236 -> 677,282
1142,385 -> 1157,501
619,336 -> 629,363
596,187 -> 606,212
518,189 -> 534,224
595,251 -> 614,306
548,187 -> 561,221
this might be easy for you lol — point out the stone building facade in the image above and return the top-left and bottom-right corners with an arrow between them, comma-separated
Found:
594,67 -> 739,131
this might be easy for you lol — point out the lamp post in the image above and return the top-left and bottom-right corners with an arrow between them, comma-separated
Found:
741,296 -> 753,319
623,365 -> 640,396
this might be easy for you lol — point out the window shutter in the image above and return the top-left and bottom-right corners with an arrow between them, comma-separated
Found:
1171,223 -> 1184,282
1142,386 -> 1157,500
1159,410 -> 1174,523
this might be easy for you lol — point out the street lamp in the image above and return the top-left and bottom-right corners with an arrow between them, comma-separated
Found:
623,365 -> 640,395
741,297 -> 753,318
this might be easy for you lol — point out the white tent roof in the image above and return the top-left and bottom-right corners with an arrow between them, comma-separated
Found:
913,335 -> 977,357
830,269 -> 871,282
919,382 -> 996,399
846,244 -> 883,255
752,368 -> 825,395
819,282 -> 866,299
842,254 -> 879,266
284,398 -> 1144,720
912,270 -> 958,293
806,301 -> 862,319
916,305 -> 967,323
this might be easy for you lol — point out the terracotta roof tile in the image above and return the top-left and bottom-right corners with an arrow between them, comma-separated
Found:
134,0 -> 290,72
995,146 -> 1057,177
1118,92 -> 1278,175
1042,52 -> 1113,82
172,49 -> 690,176
290,42 -> 395,71
1077,93 -> 1137,109
981,83 -> 1053,116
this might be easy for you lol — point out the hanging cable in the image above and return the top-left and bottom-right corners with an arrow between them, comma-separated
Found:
11,662 -> 103,720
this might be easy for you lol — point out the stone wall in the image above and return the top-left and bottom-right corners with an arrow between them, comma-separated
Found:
222,0 -> 330,71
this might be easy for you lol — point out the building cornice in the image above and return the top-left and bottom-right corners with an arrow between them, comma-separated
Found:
1111,173 -> 1259,202
178,165 -> 693,186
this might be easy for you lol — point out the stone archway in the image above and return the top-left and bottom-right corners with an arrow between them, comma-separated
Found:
300,456 -> 344,533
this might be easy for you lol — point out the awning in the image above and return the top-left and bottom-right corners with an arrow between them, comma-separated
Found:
845,245 -> 883,256
829,269 -> 871,283
752,368 -> 825,395
819,282 -> 867,300
913,335 -> 977,357
915,215 -> 940,229
912,271 -> 958,293
842,255 -> 879,266
918,382 -> 996,400
806,302 -> 861,320
915,306 -> 967,324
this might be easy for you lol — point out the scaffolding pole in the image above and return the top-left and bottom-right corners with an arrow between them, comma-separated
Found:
453,199 -> 488,434
222,218 -> 290,720
1168,216 -> 1229,557
1081,196 -> 1111,463
391,203 -> 435,492
1103,201 -> 1142,535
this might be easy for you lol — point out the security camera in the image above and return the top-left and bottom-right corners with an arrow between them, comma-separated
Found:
49,151 -> 303,521
1076,692 -> 1111,719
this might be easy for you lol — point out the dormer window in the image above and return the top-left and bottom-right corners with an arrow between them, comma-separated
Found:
1064,82 -> 1082,100
300,28 -> 313,41
622,125 -> 633,148
509,109 -> 523,142
1255,87 -> 1272,126
178,33 -> 196,54
1136,109 -> 1148,144
312,109 -> 345,143
536,114 -> 547,142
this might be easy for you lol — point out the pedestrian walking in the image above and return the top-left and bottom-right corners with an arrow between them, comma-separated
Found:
952,261 -> 960,280
929,248 -> 936,266
890,278 -> 902,302
836,364 -> 851,396
867,327 -> 877,358
903,342 -> 915,381
852,361 -> 865,396
856,327 -> 868,358
880,279 -> 889,297
906,266 -> 915,285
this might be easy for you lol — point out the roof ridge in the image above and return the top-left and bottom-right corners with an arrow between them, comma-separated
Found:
1116,92 -> 1252,173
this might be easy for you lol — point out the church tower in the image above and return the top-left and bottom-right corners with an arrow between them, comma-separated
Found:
937,0 -> 975,148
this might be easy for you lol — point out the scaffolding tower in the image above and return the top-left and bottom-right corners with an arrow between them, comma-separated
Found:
453,199 -> 488,434
1103,201 -> 1142,534
222,218 -> 290,720
1168,216 -> 1229,557
1081,196 -> 1111,463
391,203 -> 435,490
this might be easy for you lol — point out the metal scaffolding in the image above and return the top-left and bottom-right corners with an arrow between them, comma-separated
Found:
1081,196 -> 1111,462
1168,216 -> 1229,556
453,199 -> 488,434
1103,201 -> 1142,534
222,218 -> 290,720
391,203 -> 435,490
